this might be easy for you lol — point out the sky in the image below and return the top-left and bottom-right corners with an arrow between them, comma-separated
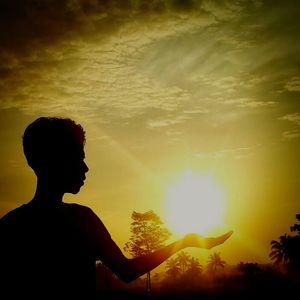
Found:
0,0 -> 300,266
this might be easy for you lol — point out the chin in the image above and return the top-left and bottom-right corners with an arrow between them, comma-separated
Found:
72,186 -> 82,194
63,179 -> 84,194
69,189 -> 80,194
66,184 -> 82,194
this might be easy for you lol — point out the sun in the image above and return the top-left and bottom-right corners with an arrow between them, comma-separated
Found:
164,170 -> 225,236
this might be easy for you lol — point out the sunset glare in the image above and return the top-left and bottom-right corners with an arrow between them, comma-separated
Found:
165,171 -> 224,235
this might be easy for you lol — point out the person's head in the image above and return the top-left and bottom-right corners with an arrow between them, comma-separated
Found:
23,117 -> 89,194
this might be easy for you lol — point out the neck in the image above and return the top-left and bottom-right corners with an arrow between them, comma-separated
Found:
30,177 -> 64,207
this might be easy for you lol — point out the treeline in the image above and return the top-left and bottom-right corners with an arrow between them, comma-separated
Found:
96,256 -> 298,299
95,212 -> 300,298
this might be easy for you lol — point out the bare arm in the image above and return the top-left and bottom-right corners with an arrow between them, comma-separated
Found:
100,231 -> 233,283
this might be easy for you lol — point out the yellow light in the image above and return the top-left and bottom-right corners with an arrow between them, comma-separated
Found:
165,170 -> 225,235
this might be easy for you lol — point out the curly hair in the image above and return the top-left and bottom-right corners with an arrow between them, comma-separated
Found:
22,117 -> 86,170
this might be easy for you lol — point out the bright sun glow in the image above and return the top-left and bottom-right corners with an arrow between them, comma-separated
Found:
165,170 -> 225,235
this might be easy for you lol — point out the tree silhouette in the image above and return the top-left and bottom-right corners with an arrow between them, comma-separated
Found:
237,262 -> 261,277
124,210 -> 171,292
288,214 -> 300,274
269,233 -> 291,265
165,253 -> 203,287
270,214 -> 300,275
290,214 -> 300,235
165,257 -> 181,280
186,257 -> 203,278
207,252 -> 226,274
177,251 -> 191,273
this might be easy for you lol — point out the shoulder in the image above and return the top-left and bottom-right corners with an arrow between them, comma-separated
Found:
62,203 -> 105,226
63,203 -> 112,240
0,205 -> 31,237
62,202 -> 96,217
1,204 -> 28,225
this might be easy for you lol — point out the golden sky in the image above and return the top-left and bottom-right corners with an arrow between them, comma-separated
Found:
0,0 -> 300,266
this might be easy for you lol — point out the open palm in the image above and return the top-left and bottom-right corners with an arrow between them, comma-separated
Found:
184,230 -> 233,249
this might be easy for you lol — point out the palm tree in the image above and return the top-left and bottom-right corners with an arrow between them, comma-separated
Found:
270,215 -> 300,274
187,257 -> 203,277
165,258 -> 181,280
269,234 -> 291,265
207,252 -> 226,274
177,251 -> 191,273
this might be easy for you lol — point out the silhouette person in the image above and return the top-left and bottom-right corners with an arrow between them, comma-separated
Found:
1,117 -> 233,299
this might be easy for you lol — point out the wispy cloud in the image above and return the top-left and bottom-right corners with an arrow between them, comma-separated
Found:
0,0 -> 299,146
282,130 -> 300,140
194,147 -> 253,160
279,113 -> 300,126
284,76 -> 300,92
0,0 -> 219,120
147,114 -> 190,129
279,113 -> 300,140
223,97 -> 276,108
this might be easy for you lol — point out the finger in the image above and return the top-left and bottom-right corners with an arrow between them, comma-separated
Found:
227,230 -> 234,236
221,230 -> 234,239
216,231 -> 233,244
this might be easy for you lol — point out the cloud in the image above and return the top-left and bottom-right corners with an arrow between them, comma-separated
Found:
183,108 -> 209,114
1,0 -> 230,123
194,147 -> 253,160
223,98 -> 276,108
147,114 -> 190,129
279,113 -> 300,140
282,130 -> 300,140
284,76 -> 300,92
0,0 -> 215,57
0,10 -> 203,119
165,129 -> 182,136
0,0 -> 299,135
279,113 -> 300,126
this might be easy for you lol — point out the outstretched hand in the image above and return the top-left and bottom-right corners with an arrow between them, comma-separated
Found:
183,230 -> 233,249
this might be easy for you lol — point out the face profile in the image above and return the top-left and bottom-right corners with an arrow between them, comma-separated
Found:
49,146 -> 89,194
22,116 -> 89,196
